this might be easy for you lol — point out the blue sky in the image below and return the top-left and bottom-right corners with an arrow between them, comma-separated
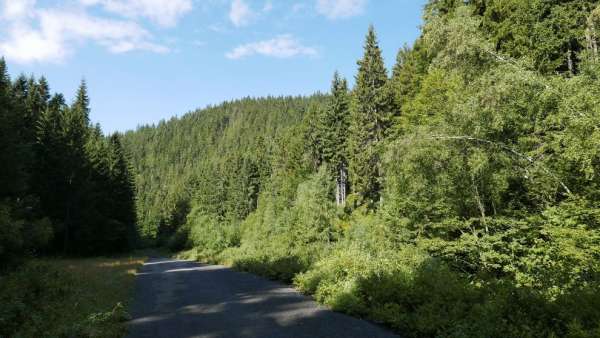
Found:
1,0 -> 426,133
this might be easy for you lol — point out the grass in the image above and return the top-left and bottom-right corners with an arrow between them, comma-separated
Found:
0,255 -> 145,338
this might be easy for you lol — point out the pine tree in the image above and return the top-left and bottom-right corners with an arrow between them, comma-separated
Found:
303,102 -> 325,171
0,58 -> 24,197
34,101 -> 68,225
55,81 -> 92,253
319,72 -> 350,205
11,74 -> 28,106
73,79 -> 90,124
391,41 -> 428,113
49,93 -> 66,112
38,77 -> 50,103
348,26 -> 394,206
108,134 -> 138,236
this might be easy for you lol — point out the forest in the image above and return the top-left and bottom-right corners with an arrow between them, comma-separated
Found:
0,62 -> 137,264
2,0 -> 600,337
0,57 -> 139,335
122,0 -> 600,337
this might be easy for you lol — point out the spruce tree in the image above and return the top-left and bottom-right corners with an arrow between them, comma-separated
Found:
348,25 -> 394,206
57,81 -> 91,253
319,72 -> 350,205
303,102 -> 325,171
38,77 -> 50,103
23,76 -> 50,149
12,74 -> 28,107
108,134 -> 137,236
49,93 -> 66,112
391,41 -> 428,113
0,58 -> 23,197
34,101 -> 67,225
73,79 -> 90,124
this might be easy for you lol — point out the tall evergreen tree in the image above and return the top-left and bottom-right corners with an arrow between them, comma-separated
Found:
48,93 -> 66,112
319,72 -> 350,205
73,79 -> 90,124
108,134 -> 137,249
54,81 -> 92,253
348,26 -> 394,206
24,76 -> 47,137
391,41 -> 429,115
0,58 -> 24,198
303,102 -> 325,171
34,96 -> 66,219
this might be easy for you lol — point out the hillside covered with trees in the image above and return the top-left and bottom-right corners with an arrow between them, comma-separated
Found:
122,0 -> 600,336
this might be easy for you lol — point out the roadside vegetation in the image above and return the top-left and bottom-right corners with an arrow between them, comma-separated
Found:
0,255 -> 144,338
123,1 -> 600,337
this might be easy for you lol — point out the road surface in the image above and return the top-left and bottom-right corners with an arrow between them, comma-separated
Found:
127,257 -> 398,338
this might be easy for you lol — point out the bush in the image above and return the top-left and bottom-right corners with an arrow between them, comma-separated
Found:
185,210 -> 241,262
167,223 -> 190,252
296,243 -> 600,338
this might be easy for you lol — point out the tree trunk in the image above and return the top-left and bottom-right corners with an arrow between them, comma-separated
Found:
586,25 -> 599,62
567,48 -> 574,75
336,166 -> 347,206
471,173 -> 488,234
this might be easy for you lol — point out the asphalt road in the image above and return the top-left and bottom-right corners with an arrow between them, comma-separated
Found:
127,257 -> 398,338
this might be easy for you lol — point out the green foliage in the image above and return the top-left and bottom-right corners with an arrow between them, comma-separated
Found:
187,212 -> 240,261
122,95 -> 326,242
0,257 -> 142,337
347,26 -> 395,206
0,61 -> 137,264
122,2 -> 600,336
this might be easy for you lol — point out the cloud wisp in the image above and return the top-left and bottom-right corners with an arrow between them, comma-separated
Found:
80,0 -> 193,27
316,0 -> 367,19
229,0 -> 254,27
226,34 -> 317,60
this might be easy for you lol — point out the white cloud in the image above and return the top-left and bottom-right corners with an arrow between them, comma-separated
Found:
316,0 -> 366,19
229,0 -> 254,27
80,0 -> 192,27
1,0 -> 35,19
0,0 -> 169,64
226,35 -> 317,60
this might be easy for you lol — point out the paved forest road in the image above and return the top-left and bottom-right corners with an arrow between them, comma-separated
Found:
127,257 -> 398,338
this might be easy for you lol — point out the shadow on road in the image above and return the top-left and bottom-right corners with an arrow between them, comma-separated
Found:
127,258 -> 397,338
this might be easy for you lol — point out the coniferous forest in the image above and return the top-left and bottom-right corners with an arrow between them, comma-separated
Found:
0,59 -> 137,264
4,0 -> 600,337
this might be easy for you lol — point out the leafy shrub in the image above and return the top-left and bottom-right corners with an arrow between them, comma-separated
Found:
184,209 -> 241,261
296,242 -> 600,338
167,223 -> 191,252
